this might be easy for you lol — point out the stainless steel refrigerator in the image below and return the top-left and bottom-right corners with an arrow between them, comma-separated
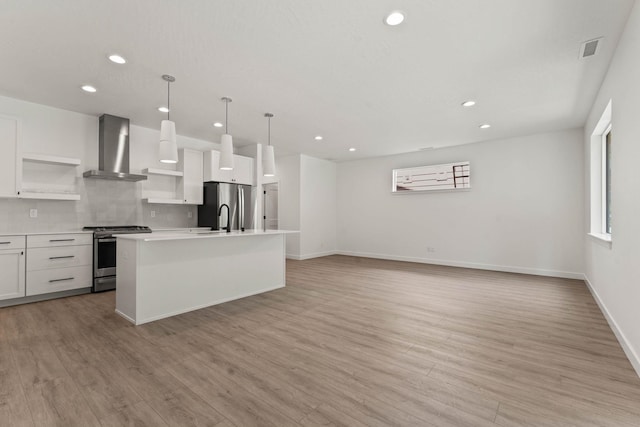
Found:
198,182 -> 254,231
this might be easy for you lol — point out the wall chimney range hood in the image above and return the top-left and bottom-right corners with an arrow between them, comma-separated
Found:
83,114 -> 147,182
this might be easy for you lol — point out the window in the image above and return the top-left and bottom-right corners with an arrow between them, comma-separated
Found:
589,100 -> 612,243
603,125 -> 612,234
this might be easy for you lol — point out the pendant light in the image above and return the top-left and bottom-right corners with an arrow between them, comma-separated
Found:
159,74 -> 178,164
219,97 -> 234,170
263,113 -> 276,177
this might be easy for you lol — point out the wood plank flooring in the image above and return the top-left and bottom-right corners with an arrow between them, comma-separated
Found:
1,255 -> 639,426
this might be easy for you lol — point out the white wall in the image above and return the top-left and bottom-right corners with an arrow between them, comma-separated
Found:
300,155 -> 337,258
276,154 -> 338,259
277,155 -> 301,256
336,129 -> 585,278
583,0 -> 640,376
0,95 -> 217,232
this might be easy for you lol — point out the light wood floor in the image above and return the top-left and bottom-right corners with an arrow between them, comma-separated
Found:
1,255 -> 640,426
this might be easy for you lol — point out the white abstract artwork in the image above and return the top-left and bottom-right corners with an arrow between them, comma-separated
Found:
392,161 -> 470,193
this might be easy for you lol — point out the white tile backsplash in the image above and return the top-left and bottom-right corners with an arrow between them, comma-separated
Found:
0,179 -> 196,233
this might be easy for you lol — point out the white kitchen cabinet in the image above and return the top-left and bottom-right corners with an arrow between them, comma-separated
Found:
141,167 -> 184,204
27,233 -> 92,248
0,115 -> 21,198
142,149 -> 203,205
203,150 -> 254,185
20,153 -> 81,200
178,148 -> 203,204
0,235 -> 26,301
26,233 -> 92,296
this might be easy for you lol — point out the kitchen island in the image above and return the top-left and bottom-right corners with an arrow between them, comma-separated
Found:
114,229 -> 297,325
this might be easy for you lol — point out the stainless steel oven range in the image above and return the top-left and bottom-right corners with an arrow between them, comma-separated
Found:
83,226 -> 151,292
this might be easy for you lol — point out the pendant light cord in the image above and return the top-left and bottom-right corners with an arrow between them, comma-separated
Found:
268,116 -> 271,146
167,79 -> 170,121
225,99 -> 229,133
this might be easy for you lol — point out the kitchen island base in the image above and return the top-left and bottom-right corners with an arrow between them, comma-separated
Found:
116,231 -> 289,325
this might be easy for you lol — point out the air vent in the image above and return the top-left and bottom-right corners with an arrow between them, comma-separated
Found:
580,38 -> 602,59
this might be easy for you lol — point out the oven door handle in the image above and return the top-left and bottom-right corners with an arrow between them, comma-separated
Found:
97,238 -> 117,243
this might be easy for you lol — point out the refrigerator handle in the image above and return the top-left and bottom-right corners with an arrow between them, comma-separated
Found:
240,186 -> 245,231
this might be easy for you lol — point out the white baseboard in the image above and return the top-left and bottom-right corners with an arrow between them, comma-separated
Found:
287,250 -> 338,261
334,250 -> 584,280
583,275 -> 640,378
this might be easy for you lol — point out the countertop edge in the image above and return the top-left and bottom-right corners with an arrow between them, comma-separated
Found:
115,230 -> 300,242
0,230 -> 94,236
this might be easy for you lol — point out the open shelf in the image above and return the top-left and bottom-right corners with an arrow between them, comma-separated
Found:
20,153 -> 82,201
142,168 -> 183,177
143,198 -> 185,205
20,191 -> 81,201
22,153 -> 81,166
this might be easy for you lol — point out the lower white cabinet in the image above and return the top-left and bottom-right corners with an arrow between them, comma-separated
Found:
0,235 -> 26,300
26,266 -> 92,296
26,233 -> 92,296
27,245 -> 92,271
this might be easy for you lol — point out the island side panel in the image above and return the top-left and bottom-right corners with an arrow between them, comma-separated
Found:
115,238 -> 139,323
136,233 -> 285,324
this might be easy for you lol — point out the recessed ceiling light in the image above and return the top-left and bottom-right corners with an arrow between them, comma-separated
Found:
81,85 -> 97,93
479,124 -> 491,129
462,100 -> 476,107
213,122 -> 223,128
349,147 -> 356,152
384,11 -> 405,26
158,106 -> 169,113
315,136 -> 323,141
108,54 -> 126,64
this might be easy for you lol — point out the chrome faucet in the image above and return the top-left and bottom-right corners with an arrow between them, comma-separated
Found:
218,204 -> 231,233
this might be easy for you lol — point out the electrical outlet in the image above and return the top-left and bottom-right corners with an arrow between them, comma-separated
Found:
187,211 -> 193,218
150,210 -> 156,218
427,247 -> 436,253
29,209 -> 38,218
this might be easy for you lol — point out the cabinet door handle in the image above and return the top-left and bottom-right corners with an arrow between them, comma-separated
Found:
49,239 -> 75,242
49,277 -> 74,283
0,241 -> 11,244
49,255 -> 75,260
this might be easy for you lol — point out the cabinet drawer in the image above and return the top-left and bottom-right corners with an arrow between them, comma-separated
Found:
26,265 -> 92,296
27,245 -> 92,271
27,233 -> 92,248
0,235 -> 26,250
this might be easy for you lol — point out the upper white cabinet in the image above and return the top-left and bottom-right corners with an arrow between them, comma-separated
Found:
0,113 -> 81,201
204,150 -> 254,185
0,115 -> 20,198
143,148 -> 203,205
142,168 -> 184,204
178,148 -> 203,205
0,235 -> 26,301
20,153 -> 81,200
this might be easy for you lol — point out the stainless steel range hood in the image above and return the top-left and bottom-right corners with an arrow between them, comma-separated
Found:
83,114 -> 147,182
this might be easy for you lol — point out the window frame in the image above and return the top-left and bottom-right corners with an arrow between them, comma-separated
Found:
602,124 -> 612,235
588,99 -> 612,246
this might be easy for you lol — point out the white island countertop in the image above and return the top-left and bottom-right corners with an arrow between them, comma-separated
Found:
114,229 -> 298,242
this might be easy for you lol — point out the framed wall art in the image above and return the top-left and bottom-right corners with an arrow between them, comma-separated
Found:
392,161 -> 470,193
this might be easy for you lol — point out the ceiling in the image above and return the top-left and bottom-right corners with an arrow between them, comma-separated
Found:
0,0 -> 634,161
